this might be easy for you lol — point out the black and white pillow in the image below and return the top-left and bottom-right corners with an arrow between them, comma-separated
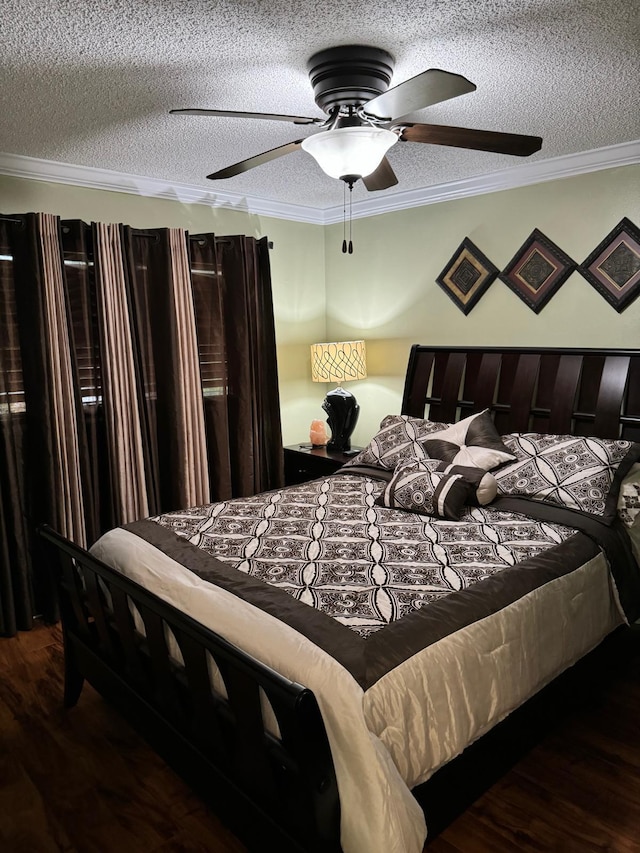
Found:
421,409 -> 516,471
619,483 -> 640,527
616,463 -> 640,526
379,458 -> 474,520
343,414 -> 447,471
435,462 -> 498,506
495,433 -> 640,520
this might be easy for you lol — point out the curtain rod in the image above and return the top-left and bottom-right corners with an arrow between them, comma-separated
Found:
188,236 -> 233,246
0,217 -> 275,249
130,230 -> 273,245
188,235 -> 274,249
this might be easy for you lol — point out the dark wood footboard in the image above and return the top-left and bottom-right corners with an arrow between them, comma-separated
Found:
38,525 -> 342,853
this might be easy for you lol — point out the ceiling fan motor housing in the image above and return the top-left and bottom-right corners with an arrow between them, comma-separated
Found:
307,45 -> 395,114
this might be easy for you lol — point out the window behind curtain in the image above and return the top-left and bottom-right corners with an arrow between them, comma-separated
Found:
0,238 -> 24,413
190,243 -> 227,398
62,233 -> 103,407
60,222 -> 107,538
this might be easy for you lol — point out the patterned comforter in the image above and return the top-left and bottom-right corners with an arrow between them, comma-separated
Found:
150,473 -> 583,638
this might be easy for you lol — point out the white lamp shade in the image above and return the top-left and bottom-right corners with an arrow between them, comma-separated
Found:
310,340 -> 367,384
301,127 -> 398,179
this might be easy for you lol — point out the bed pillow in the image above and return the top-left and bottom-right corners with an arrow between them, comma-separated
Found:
343,414 -> 448,471
617,463 -> 640,527
379,458 -> 475,520
434,462 -> 498,506
421,409 -> 516,471
495,433 -> 640,521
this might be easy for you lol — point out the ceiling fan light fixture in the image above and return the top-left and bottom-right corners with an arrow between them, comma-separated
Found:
301,126 -> 397,180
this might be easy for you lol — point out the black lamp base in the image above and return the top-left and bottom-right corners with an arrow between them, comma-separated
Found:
322,387 -> 360,452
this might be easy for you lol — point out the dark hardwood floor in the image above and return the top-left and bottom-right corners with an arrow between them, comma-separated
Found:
1,621 -> 639,852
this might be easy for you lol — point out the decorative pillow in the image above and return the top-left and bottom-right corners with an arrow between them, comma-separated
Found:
495,433 -> 640,520
618,463 -> 640,527
435,462 -> 498,506
421,409 -> 516,471
379,458 -> 475,520
343,414 -> 448,471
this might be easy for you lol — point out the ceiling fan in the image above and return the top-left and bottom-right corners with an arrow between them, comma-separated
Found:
171,45 -> 542,192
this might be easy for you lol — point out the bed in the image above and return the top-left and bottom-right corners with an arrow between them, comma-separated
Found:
40,345 -> 640,853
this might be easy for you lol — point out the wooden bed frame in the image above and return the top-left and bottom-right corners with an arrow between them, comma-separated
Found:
39,346 -> 640,852
402,346 -> 640,440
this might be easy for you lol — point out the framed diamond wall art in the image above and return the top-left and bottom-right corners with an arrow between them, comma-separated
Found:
436,237 -> 499,315
579,218 -> 640,313
499,229 -> 576,313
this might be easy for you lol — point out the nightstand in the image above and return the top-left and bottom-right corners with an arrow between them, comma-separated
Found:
283,444 -> 363,486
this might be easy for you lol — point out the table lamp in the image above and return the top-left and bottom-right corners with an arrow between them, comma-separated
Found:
310,340 -> 367,452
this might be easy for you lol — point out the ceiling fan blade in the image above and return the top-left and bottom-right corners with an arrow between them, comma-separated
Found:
206,139 -> 305,180
171,108 -> 323,126
362,69 -> 476,121
363,157 -> 399,192
400,123 -> 542,156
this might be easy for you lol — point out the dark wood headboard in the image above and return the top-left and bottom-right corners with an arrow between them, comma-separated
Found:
401,346 -> 640,441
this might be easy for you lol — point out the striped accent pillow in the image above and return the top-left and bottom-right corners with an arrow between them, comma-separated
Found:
435,462 -> 498,506
379,458 -> 474,520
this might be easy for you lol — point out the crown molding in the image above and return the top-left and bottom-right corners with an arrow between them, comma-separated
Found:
324,139 -> 640,224
0,152 -> 326,225
332,140 -> 640,225
1,139 -> 638,226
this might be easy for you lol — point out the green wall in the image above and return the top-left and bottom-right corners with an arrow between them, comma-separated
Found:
324,165 -> 640,445
2,165 -> 639,449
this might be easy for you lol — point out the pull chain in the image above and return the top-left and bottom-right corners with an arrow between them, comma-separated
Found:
342,181 -> 347,253
340,176 -> 357,254
348,185 -> 353,254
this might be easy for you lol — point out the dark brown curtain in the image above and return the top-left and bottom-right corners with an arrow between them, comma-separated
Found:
190,234 -> 284,499
0,217 -> 33,633
0,214 -> 284,636
0,214 -> 88,632
124,227 -> 210,514
61,220 -> 107,540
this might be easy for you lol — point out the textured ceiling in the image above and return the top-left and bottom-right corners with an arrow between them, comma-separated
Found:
1,0 -> 639,210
